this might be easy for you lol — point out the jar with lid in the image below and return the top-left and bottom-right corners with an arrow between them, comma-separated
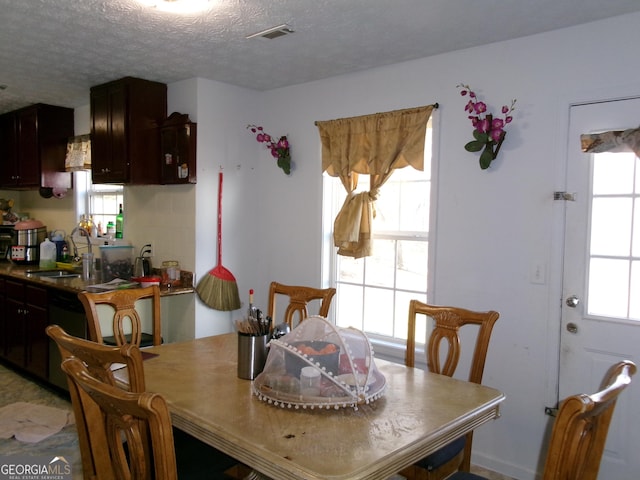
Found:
160,260 -> 181,287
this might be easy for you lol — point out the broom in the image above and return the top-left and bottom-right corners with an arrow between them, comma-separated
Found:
196,171 -> 241,311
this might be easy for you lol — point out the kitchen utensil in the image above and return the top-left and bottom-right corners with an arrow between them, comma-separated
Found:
196,171 -> 241,310
237,332 -> 269,380
271,322 -> 290,340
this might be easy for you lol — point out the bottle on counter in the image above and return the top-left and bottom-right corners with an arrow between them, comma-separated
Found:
39,238 -> 57,269
86,215 -> 95,237
61,243 -> 70,262
78,214 -> 87,235
116,204 -> 124,239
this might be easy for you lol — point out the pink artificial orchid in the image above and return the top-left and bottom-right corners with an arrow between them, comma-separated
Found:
457,84 -> 516,169
247,125 -> 292,175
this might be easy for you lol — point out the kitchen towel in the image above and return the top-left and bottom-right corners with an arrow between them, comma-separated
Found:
0,401 -> 74,443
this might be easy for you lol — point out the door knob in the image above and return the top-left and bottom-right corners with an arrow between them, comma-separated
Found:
566,322 -> 578,334
566,295 -> 580,308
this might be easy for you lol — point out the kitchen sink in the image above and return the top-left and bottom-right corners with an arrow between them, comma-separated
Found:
26,270 -> 81,279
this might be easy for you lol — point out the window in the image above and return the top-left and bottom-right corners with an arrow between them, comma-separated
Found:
325,120 -> 433,349
587,151 -> 640,320
73,171 -> 123,236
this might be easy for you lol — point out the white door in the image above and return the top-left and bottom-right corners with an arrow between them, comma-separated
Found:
560,98 -> 640,479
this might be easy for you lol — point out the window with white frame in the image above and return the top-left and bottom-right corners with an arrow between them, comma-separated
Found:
587,150 -> 640,320
326,119 -> 433,348
73,171 -> 123,236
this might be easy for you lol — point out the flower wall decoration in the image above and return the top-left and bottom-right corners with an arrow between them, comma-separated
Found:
458,84 -> 516,170
247,125 -> 291,175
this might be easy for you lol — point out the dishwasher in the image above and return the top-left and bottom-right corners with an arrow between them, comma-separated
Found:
48,289 -> 87,390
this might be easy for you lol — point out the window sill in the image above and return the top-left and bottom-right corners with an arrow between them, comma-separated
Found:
369,336 -> 427,370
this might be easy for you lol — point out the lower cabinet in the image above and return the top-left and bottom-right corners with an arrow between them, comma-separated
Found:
0,277 -> 5,357
47,289 -> 88,390
4,279 -> 49,380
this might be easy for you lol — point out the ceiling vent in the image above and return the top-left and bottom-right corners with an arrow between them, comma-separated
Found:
246,24 -> 294,40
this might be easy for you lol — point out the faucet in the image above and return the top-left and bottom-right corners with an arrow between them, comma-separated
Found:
68,227 -> 93,262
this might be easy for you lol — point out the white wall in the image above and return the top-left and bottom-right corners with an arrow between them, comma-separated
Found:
246,13 -> 640,479
182,78 -> 263,338
127,77 -> 264,340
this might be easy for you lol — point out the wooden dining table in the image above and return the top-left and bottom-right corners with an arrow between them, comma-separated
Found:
139,333 -> 505,480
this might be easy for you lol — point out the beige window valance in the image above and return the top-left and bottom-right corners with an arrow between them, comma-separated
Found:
581,126 -> 640,157
316,104 -> 437,258
65,134 -> 92,171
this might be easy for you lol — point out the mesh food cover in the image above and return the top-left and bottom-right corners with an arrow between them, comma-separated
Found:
253,316 -> 386,410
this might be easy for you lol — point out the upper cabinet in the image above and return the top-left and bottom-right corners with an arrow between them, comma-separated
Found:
0,104 -> 73,190
160,112 -> 197,184
90,76 -> 167,184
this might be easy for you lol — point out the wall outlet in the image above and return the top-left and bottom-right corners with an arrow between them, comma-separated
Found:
145,243 -> 153,257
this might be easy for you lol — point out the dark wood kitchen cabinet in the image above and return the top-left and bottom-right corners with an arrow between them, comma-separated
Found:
4,279 -> 49,380
0,277 -> 5,357
0,104 -> 74,190
160,112 -> 197,184
90,76 -> 167,184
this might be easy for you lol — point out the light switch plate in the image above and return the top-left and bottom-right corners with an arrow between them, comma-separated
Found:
530,262 -> 546,284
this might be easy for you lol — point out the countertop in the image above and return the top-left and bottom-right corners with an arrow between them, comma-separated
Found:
0,262 -> 194,297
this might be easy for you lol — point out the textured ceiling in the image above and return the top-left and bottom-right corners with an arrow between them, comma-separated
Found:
1,0 -> 639,114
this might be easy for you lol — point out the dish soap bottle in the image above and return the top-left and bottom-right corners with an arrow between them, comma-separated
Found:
39,238 -> 57,269
116,204 -> 124,239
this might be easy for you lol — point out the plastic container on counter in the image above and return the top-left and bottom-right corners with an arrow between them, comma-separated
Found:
99,245 -> 134,282
160,260 -> 181,287
39,238 -> 57,269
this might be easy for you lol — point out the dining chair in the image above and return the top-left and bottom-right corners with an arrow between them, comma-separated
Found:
448,360 -> 636,480
61,355 -> 178,479
401,300 -> 500,480
267,281 -> 336,329
78,285 -> 162,348
47,324 -> 239,480
47,324 -> 146,479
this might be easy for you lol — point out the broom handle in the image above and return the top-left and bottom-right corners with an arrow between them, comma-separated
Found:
217,171 -> 223,266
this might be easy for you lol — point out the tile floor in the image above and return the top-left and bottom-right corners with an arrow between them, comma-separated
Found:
471,465 -> 516,479
0,364 -> 82,479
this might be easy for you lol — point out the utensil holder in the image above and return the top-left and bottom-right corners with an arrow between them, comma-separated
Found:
237,333 -> 268,380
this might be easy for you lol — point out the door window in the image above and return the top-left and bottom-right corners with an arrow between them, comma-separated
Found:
587,151 -> 640,320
